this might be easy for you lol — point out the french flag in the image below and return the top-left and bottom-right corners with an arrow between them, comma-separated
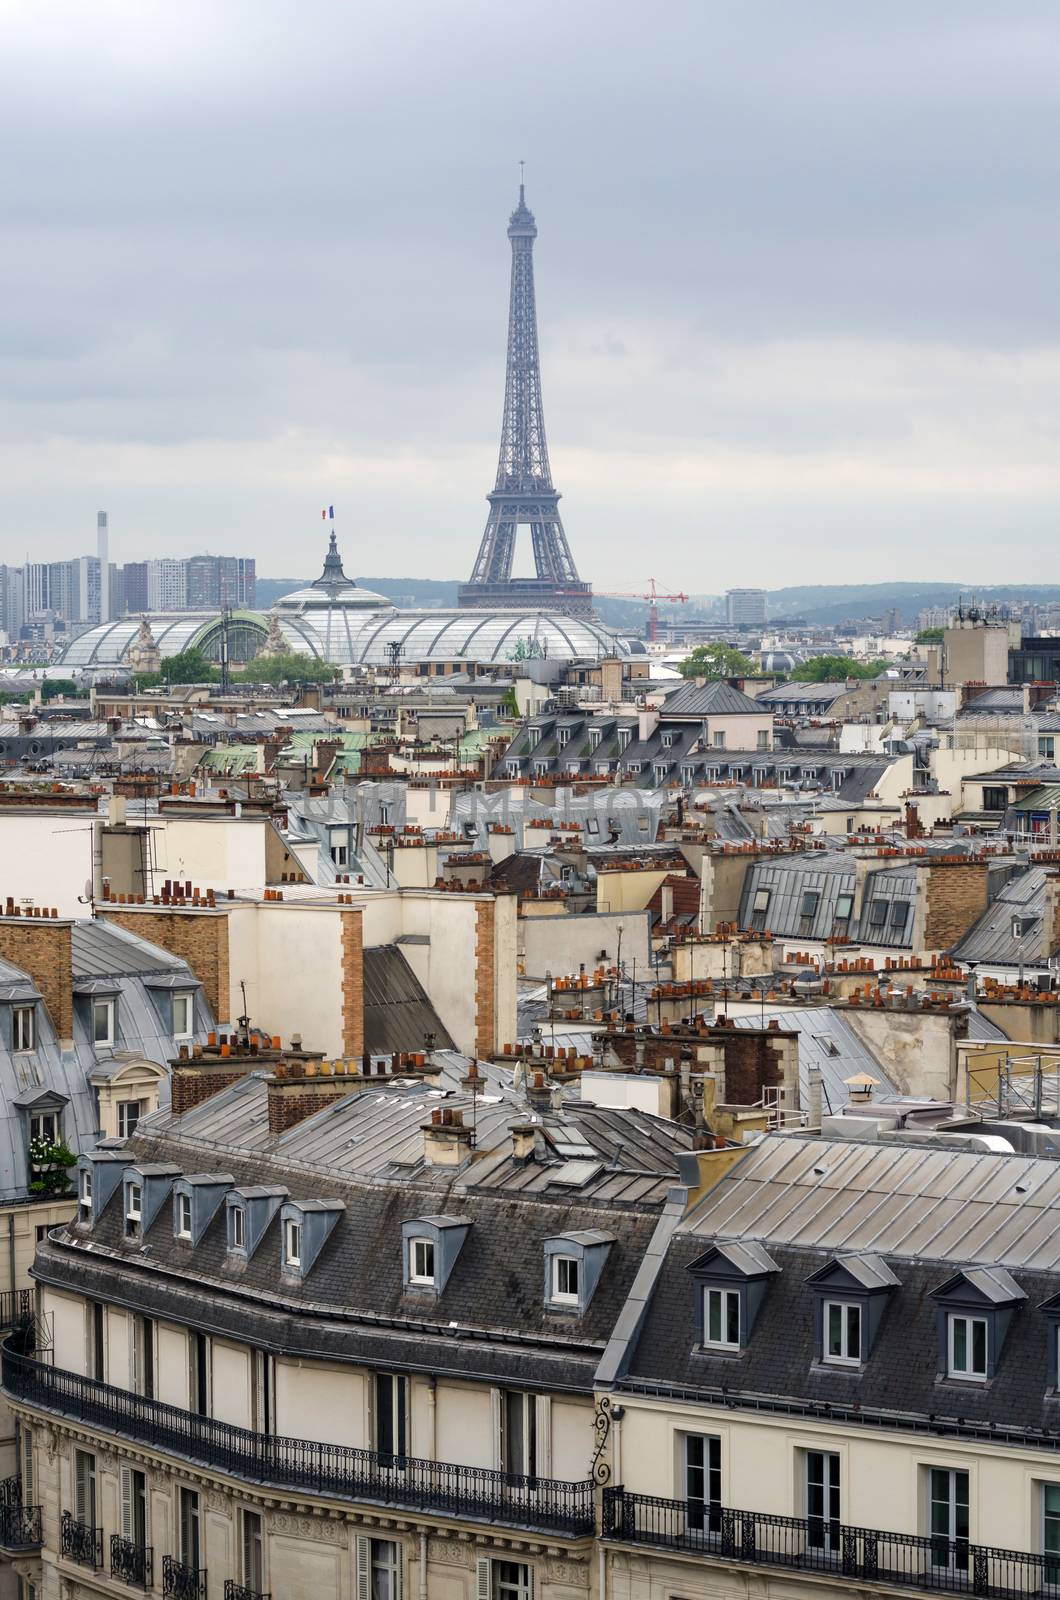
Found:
321,505 -> 335,520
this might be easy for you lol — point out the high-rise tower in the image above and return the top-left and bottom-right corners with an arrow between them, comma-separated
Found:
458,186 -> 593,617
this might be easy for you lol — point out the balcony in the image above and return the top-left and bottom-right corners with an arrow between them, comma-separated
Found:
0,1499 -> 42,1551
602,1488 -> 1059,1600
0,1289 -> 32,1332
163,1554 -> 207,1599
3,1343 -> 594,1538
225,1584 -> 271,1600
61,1509 -> 103,1568
111,1533 -> 153,1588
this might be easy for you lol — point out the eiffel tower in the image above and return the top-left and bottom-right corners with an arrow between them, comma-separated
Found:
458,184 -> 594,617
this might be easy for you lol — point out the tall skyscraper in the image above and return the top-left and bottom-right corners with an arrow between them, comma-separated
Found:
97,512 -> 110,622
460,185 -> 592,617
726,588 -> 768,627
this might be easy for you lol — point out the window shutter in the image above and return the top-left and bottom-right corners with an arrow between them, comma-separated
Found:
490,1388 -> 503,1470
119,1465 -> 133,1541
355,1535 -> 370,1600
74,1456 -> 86,1525
129,1316 -> 140,1396
20,1426 -> 33,1503
393,1541 -> 403,1600
476,1557 -> 491,1600
536,1395 -> 552,1477
526,1566 -> 534,1600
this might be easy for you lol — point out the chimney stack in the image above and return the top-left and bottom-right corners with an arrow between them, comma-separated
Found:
422,1107 -> 474,1166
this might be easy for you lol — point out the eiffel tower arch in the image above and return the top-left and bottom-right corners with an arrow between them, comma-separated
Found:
458,186 -> 594,618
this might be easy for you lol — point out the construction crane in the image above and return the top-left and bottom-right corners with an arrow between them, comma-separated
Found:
592,578 -> 689,643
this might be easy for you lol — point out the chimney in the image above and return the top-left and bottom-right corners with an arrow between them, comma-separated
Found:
0,915 -> 73,1043
422,1107 -> 474,1166
807,1067 -> 823,1129
510,1120 -> 539,1161
526,1071 -> 552,1114
266,1061 -> 355,1136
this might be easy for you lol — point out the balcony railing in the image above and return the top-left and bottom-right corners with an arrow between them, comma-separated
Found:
602,1488 -> 1060,1599
61,1509 -> 103,1568
111,1533 -> 153,1588
163,1554 -> 207,1600
0,1472 -> 22,1507
0,1499 -> 42,1550
0,1290 -> 32,1333
225,1583 -> 270,1600
3,1343 -> 594,1538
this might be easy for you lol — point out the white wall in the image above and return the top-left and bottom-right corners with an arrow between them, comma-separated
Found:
522,910 -> 651,983
0,812 -> 98,916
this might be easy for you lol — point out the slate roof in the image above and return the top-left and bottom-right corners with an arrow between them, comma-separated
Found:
361,946 -> 455,1055
728,1007 -> 899,1112
658,680 -> 766,717
951,864 -> 1051,966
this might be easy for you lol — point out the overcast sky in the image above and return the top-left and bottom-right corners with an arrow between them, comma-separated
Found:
1,0 -> 1058,589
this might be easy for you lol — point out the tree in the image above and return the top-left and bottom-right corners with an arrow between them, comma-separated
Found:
159,649 -> 218,685
41,678 -> 85,700
236,652 -> 340,686
679,643 -> 755,679
790,655 -> 888,682
915,627 -> 945,642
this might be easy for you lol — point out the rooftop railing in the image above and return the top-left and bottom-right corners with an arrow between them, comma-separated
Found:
602,1487 -> 1060,1599
3,1342 -> 594,1538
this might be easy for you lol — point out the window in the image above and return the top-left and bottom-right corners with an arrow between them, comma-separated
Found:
374,1373 -> 407,1466
189,1331 -> 210,1416
1043,1484 -> 1060,1588
179,1486 -> 200,1571
74,1448 -> 97,1530
242,1509 -> 265,1593
79,1166 -> 93,1221
12,1006 -> 34,1052
806,1450 -> 841,1554
91,998 -> 116,1047
757,730 -> 770,750
120,1464 -> 147,1550
948,1314 -> 987,1380
501,1390 -> 537,1478
868,898 -> 888,926
228,1206 -> 246,1250
283,1216 -> 302,1267
125,1182 -> 142,1236
890,902 -> 910,930
489,1561 -> 532,1600
34,1224 -> 47,1246
117,1100 -> 142,1139
684,1433 -> 721,1532
661,732 -> 674,749
331,843 -> 349,866
176,1193 -> 193,1240
823,1301 -> 861,1365
551,1255 -> 579,1304
751,888 -> 770,915
703,1286 -> 741,1349
131,1315 -> 154,1399
800,890 -> 820,919
928,1467 -> 969,1571
87,1301 -> 105,1382
713,731 -> 726,748
1040,737 -> 1055,759
409,1237 -> 435,1285
834,892 -> 853,922
172,994 -> 193,1039
367,1538 -> 401,1600
29,1111 -> 57,1146
983,786 -> 1008,812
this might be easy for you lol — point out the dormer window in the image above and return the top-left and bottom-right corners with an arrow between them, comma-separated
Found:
125,1182 -> 142,1237
661,732 -> 674,749
834,893 -> 853,922
172,993 -> 193,1040
177,1193 -> 192,1240
30,1110 -> 57,1146
704,1287 -> 741,1350
552,1255 -> 580,1304
409,1237 -> 435,1285
79,1167 -> 92,1220
12,1006 -> 34,1053
92,998 -> 116,1047
283,1217 -> 302,1268
228,1206 -> 246,1250
588,729 -> 602,752
823,1301 -> 861,1365
752,889 -> 770,915
948,1314 -> 987,1380
557,729 -> 570,748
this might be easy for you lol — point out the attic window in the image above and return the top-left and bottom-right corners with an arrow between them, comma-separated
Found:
172,994 -> 193,1039
868,899 -> 888,926
176,1194 -> 192,1240
801,890 -> 820,918
834,893 -> 853,922
752,889 -> 770,914
125,1182 -> 142,1237
557,729 -> 570,748
890,902 -> 910,930
12,1006 -> 34,1054
283,1217 -> 302,1268
79,1167 -> 92,1220
92,998 -> 116,1047
228,1206 -> 245,1250
551,1255 -> 580,1304
704,1287 -> 741,1349
661,732 -> 674,749
409,1237 -> 435,1285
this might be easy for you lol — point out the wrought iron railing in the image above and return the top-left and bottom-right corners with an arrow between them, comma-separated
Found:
0,1290 -> 32,1332
602,1488 -> 1060,1598
0,1472 -> 21,1507
225,1583 -> 270,1600
163,1554 -> 207,1599
61,1509 -> 103,1567
111,1533 -> 153,1588
0,1499 -> 42,1549
2,1343 -> 594,1537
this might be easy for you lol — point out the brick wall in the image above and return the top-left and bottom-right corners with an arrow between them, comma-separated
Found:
475,899 -> 496,1060
172,1064 -> 249,1116
923,862 -> 990,951
0,919 -> 73,1038
267,1079 -> 351,1136
340,909 -> 364,1057
607,1029 -> 784,1101
101,908 -> 230,1021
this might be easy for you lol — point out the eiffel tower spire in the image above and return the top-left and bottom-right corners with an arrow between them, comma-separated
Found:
459,184 -> 593,617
